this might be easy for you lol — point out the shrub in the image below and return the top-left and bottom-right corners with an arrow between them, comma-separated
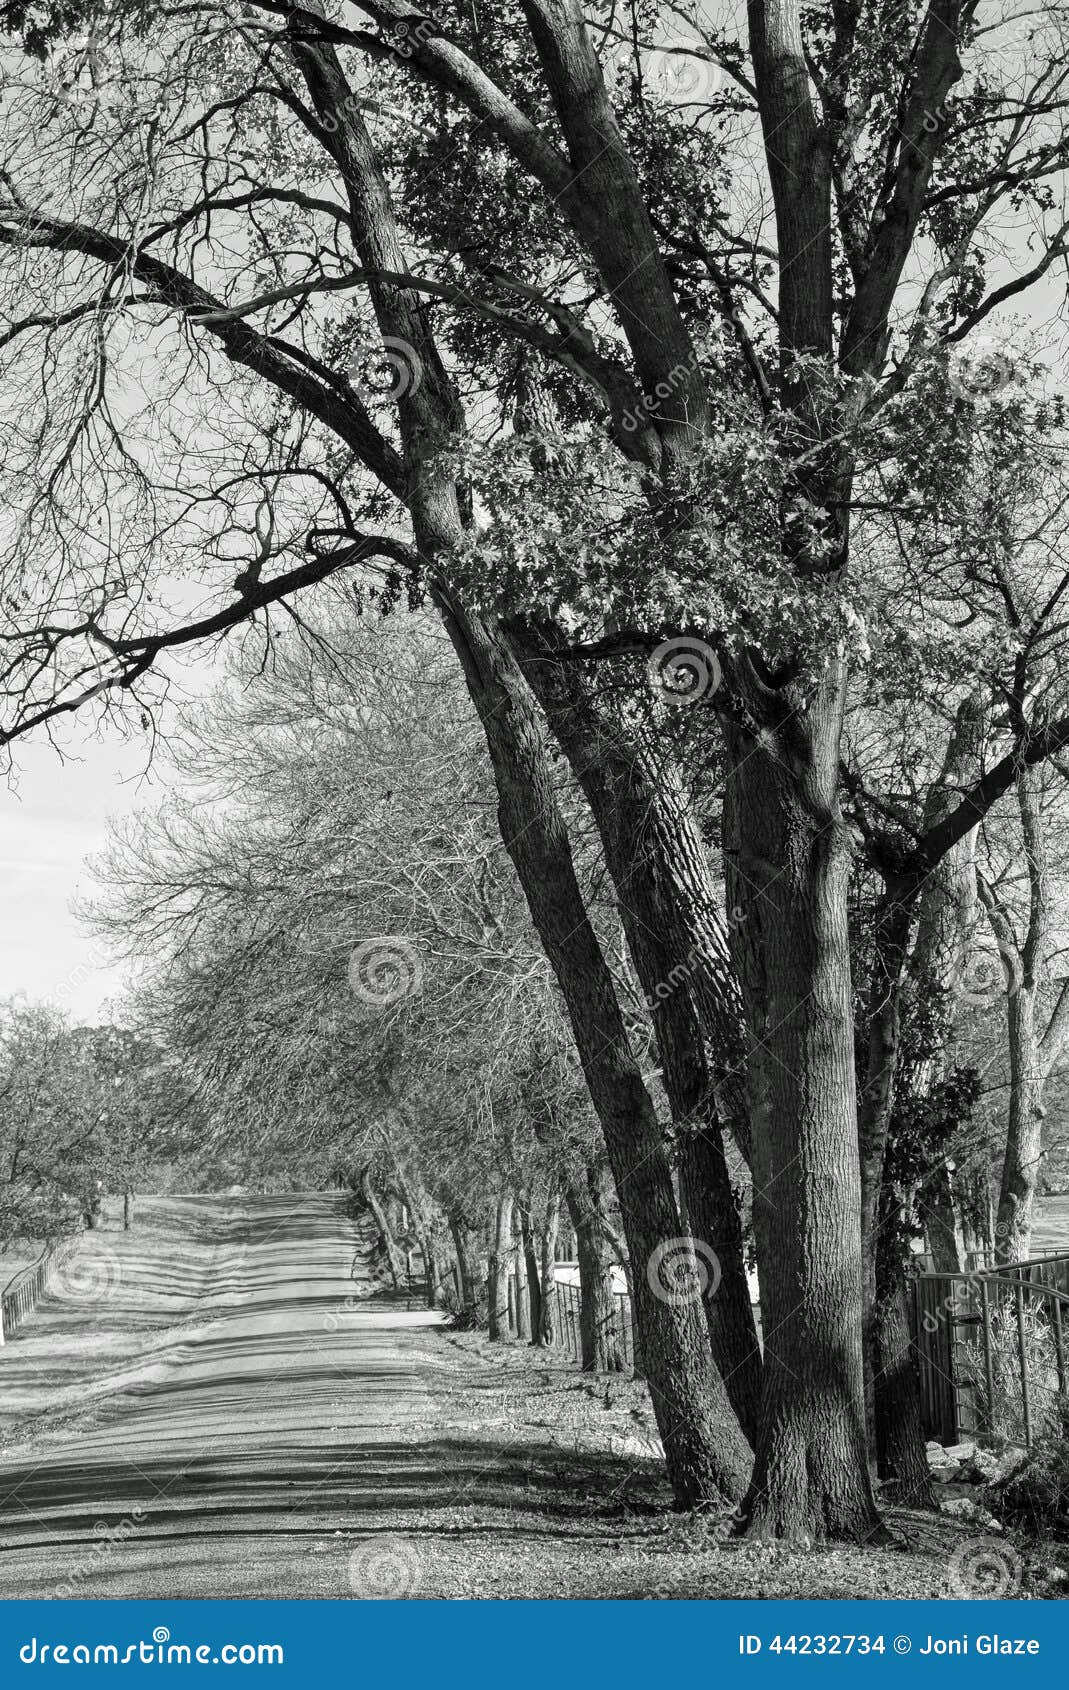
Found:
995,1403 -> 1069,1540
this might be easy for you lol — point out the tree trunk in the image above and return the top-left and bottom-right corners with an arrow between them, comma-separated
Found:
388,1153 -> 442,1308
359,1169 -> 405,1289
513,632 -> 760,1432
487,1193 -> 514,1341
597,1212 -> 645,1377
997,989 -> 1044,1262
873,1191 -> 936,1507
873,1289 -> 936,1506
440,598 -> 752,1506
566,1172 -> 625,1372
986,766 -> 1069,1266
677,1128 -> 760,1445
724,687 -> 879,1540
123,1188 -> 132,1231
537,1189 -> 559,1346
518,1199 -> 542,1343
858,697 -> 986,1480
923,1162 -> 965,1272
513,1214 -> 531,1340
449,1209 -> 478,1316
423,1248 -> 442,1310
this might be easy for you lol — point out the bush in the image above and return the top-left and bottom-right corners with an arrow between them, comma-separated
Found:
995,1404 -> 1069,1540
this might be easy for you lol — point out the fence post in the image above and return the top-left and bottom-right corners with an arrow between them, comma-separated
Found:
1052,1290 -> 1066,1397
980,1277 -> 995,1435
1015,1282 -> 1034,1447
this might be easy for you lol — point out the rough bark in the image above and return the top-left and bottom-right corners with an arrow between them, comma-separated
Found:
724,680 -> 879,1540
923,1163 -> 965,1272
513,626 -> 751,1159
512,634 -> 760,1434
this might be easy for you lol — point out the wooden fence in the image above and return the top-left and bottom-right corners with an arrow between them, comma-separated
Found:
913,1253 -> 1069,1447
1,1236 -> 78,1342
504,1272 -> 635,1370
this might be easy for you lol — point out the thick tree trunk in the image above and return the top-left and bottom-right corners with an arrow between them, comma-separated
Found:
487,1193 -> 514,1341
514,633 -> 760,1432
512,1215 -> 531,1340
513,628 -> 752,1156
910,696 -> 986,1275
860,697 -> 986,1478
566,1171 -> 625,1372
598,1213 -> 645,1377
724,685 -> 879,1540
440,599 -> 752,1506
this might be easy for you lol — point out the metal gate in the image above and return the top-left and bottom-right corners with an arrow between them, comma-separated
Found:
913,1254 -> 1069,1447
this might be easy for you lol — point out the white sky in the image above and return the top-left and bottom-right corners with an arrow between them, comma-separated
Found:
0,650 -> 218,1023
0,724 -> 163,1021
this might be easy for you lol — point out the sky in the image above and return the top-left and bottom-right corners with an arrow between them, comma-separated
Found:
0,724 -> 166,1022
0,641 -> 220,1024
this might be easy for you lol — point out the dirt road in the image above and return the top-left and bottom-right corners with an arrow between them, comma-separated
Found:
0,1193 -> 998,1600
0,1193 -> 675,1599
